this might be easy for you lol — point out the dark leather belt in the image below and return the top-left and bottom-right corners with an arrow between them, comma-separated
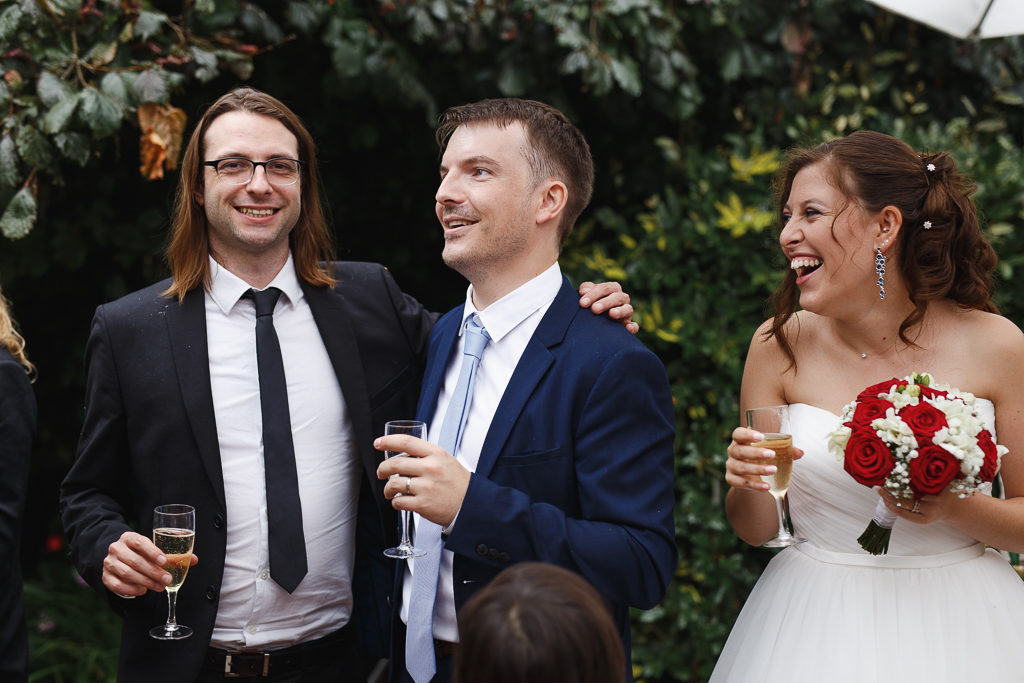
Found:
434,639 -> 459,656
202,623 -> 353,677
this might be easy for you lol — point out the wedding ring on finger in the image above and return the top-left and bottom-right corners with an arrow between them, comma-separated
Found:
912,500 -> 921,514
406,477 -> 412,495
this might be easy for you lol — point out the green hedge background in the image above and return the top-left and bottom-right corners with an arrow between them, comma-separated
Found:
3,0 -> 1023,680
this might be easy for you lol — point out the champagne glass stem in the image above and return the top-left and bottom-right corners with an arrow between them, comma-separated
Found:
165,590 -> 179,632
774,497 -> 788,539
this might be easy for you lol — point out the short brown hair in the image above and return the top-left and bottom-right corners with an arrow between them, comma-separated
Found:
0,286 -> 33,377
164,87 -> 335,301
436,99 -> 594,244
454,563 -> 625,683
767,130 -> 997,369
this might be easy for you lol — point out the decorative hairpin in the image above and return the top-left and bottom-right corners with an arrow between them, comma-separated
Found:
923,221 -> 932,229
926,163 -> 936,172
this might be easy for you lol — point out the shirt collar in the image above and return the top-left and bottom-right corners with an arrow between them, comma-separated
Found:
208,252 -> 304,316
460,262 -> 562,343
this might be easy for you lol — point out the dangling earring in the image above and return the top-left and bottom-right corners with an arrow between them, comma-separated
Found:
875,247 -> 886,300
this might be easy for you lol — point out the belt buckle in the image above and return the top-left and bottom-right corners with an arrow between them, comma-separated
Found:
224,650 -> 270,677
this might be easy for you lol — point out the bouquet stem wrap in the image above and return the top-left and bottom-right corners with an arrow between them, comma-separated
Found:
858,498 -> 898,555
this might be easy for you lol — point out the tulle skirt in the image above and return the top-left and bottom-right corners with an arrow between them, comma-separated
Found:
709,543 -> 1024,682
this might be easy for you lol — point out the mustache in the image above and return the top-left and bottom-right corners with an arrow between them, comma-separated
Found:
441,207 -> 480,222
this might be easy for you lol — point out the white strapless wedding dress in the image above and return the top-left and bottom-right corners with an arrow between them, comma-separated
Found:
709,401 -> 1024,683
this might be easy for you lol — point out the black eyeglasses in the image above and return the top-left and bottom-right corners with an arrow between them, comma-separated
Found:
203,157 -> 304,186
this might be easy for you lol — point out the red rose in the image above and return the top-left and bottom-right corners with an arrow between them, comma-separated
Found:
857,378 -> 905,401
851,398 -> 894,427
899,402 -> 948,441
844,426 -> 895,487
977,429 -> 1000,483
917,385 -> 948,401
909,444 -> 960,497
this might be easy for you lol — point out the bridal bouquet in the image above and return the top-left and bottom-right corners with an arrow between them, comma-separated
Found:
827,372 -> 1005,555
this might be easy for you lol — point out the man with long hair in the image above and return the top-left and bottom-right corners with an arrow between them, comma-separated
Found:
60,87 -> 633,682
376,99 -> 676,683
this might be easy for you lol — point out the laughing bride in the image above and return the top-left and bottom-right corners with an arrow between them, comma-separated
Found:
713,130 -> 1024,682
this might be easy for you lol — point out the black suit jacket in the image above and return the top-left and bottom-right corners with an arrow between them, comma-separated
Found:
0,348 -> 35,683
61,262 -> 437,682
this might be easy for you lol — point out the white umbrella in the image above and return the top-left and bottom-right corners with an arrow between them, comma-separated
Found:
866,0 -> 1024,40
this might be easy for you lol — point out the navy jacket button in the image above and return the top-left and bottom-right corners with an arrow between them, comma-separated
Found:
498,553 -> 510,564
213,514 -> 224,529
487,548 -> 499,560
476,544 -> 488,556
206,585 -> 217,601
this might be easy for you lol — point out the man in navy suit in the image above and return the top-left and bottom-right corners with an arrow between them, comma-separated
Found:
377,99 -> 677,683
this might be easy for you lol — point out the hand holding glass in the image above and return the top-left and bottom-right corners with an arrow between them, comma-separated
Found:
150,504 -> 195,640
747,406 -> 806,548
383,421 -> 428,559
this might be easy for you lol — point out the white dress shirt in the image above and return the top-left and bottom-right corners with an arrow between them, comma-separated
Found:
400,262 -> 563,642
206,254 -> 362,649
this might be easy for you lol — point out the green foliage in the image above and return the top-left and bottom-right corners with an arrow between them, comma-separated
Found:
7,1 -> 1024,682
24,562 -> 120,683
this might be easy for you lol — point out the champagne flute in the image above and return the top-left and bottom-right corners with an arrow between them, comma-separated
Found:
149,504 -> 195,640
383,420 -> 428,559
747,406 -> 806,547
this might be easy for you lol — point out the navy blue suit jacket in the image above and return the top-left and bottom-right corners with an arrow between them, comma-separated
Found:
392,276 -> 677,680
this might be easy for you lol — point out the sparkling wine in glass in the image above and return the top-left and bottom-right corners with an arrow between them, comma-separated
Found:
149,504 -> 195,640
383,420 -> 428,559
747,406 -> 806,547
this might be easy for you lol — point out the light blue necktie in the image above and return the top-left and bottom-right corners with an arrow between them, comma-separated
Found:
406,313 -> 490,683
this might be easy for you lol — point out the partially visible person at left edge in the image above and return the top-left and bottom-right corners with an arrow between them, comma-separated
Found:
0,286 -> 36,683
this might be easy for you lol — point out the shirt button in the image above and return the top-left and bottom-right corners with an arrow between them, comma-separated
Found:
260,570 -> 269,580
248,626 -> 257,635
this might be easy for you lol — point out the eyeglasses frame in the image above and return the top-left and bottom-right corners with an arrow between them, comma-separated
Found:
202,157 -> 305,186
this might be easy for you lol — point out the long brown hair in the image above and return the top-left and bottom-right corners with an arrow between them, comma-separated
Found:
767,130 -> 998,370
454,563 -> 625,683
436,99 -> 594,245
0,286 -> 34,377
164,87 -> 335,300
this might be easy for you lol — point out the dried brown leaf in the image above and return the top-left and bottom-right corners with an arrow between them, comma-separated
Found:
140,128 -> 167,180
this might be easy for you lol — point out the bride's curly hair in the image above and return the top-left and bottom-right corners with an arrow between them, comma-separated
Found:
766,130 -> 998,371
0,286 -> 34,378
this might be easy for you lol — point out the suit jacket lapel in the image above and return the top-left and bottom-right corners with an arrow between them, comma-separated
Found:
303,281 -> 377,490
475,277 -> 578,479
164,287 -> 225,508
416,312 -> 461,426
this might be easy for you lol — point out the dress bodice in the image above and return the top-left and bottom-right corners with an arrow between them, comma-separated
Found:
787,400 -> 996,556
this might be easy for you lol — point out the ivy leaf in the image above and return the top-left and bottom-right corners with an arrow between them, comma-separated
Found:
284,2 -> 320,34
331,43 -> 363,78
193,0 -> 216,14
0,81 -> 9,110
79,88 -> 123,139
240,2 -> 285,43
15,125 -> 53,169
99,72 -> 131,102
610,57 -> 642,97
135,10 -> 167,41
0,135 -> 20,187
37,71 -> 73,108
53,131 -> 91,167
0,184 -> 37,239
86,41 -> 118,66
0,4 -> 23,42
191,47 -> 219,83
48,0 -> 83,15
131,69 -> 169,104
43,92 -> 80,134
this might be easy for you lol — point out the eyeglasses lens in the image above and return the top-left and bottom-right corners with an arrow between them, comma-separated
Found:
216,159 -> 300,186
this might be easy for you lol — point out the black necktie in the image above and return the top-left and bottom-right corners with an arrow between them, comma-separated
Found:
245,287 -> 307,593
